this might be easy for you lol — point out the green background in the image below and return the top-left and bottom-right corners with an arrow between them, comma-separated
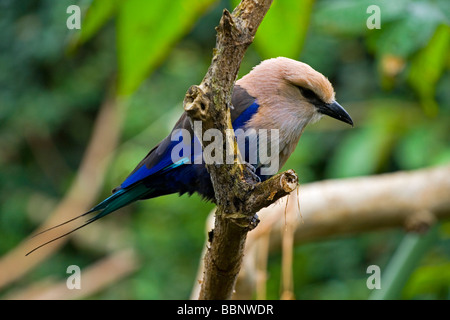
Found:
0,0 -> 449,299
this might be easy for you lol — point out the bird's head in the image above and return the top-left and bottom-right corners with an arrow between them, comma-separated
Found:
237,57 -> 353,128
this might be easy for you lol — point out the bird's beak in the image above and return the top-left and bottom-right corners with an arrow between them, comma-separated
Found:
318,101 -> 353,127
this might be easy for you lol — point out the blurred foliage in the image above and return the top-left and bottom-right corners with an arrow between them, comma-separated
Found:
0,0 -> 449,300
233,0 -> 314,59
75,0 -> 216,95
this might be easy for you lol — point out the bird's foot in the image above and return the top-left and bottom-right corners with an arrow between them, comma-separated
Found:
248,214 -> 260,230
243,162 -> 261,183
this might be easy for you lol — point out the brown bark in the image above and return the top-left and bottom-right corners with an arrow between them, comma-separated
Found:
182,0 -> 300,300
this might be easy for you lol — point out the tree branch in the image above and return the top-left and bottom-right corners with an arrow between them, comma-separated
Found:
183,0 -> 284,300
234,165 -> 450,298
251,165 -> 450,246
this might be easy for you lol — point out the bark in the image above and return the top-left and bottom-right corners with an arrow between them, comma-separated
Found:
182,0 -> 296,300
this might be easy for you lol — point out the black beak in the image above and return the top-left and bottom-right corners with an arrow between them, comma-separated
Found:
318,101 -> 353,127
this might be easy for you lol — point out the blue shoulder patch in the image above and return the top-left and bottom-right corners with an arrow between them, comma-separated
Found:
232,101 -> 260,129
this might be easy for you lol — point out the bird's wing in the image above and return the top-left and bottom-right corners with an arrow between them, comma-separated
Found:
119,114 -> 193,189
26,86 -> 260,255
117,85 -> 258,190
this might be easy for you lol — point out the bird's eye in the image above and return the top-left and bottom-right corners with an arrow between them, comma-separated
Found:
298,86 -> 318,100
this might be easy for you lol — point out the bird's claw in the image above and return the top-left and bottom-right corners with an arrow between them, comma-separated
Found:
243,162 -> 261,183
248,214 -> 260,230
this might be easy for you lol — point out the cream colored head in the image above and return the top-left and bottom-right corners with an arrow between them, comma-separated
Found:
242,57 -> 335,102
236,57 -> 353,169
237,57 -> 335,109
236,57 -> 351,128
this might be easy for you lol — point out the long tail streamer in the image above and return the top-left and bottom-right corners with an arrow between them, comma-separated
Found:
26,184 -> 151,256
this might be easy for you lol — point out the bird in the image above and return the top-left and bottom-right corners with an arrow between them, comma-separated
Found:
26,57 -> 353,255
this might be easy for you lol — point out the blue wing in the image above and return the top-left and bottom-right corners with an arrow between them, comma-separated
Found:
25,87 -> 260,255
117,86 -> 259,199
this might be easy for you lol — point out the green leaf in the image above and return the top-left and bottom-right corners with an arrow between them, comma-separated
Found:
116,0 -> 216,96
253,0 -> 314,59
403,261 -> 450,299
394,119 -> 450,170
407,24 -> 450,116
325,127 -> 386,178
77,0 -> 121,45
230,0 -> 313,59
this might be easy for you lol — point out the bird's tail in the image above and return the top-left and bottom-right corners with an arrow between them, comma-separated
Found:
26,183 -> 151,256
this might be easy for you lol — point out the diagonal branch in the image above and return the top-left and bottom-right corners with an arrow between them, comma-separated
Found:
182,0 -> 298,300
